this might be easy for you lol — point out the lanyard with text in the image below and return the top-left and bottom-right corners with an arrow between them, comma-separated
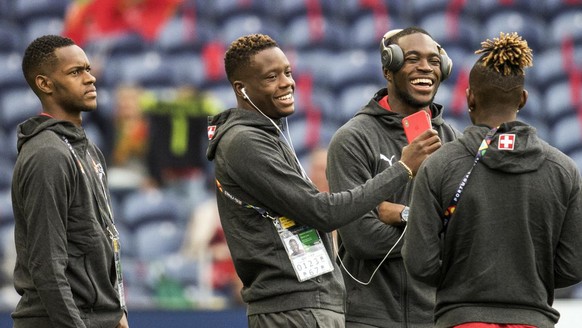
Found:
442,126 -> 499,232
61,135 -> 126,309
216,179 -> 334,281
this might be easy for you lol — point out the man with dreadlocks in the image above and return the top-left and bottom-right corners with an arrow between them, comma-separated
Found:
401,32 -> 582,328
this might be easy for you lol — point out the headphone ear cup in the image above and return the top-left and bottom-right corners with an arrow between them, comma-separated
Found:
439,47 -> 453,81
381,43 -> 404,72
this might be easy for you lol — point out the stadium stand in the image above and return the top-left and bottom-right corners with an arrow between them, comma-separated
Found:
1,0 -> 582,318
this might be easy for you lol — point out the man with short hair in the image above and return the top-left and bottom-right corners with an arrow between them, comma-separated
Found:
11,35 -> 128,328
327,26 -> 461,327
206,33 -> 440,328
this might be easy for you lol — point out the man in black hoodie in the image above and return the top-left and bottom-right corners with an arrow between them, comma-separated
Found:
206,33 -> 441,328
11,35 -> 128,328
326,27 -> 460,328
402,32 -> 582,328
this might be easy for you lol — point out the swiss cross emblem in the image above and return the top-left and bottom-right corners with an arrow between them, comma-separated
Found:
498,134 -> 515,150
207,125 -> 217,140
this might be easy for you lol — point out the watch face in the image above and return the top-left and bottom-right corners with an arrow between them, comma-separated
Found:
401,206 -> 409,222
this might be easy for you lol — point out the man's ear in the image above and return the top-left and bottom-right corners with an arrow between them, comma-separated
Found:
383,67 -> 393,82
466,87 -> 475,110
233,81 -> 245,99
36,75 -> 52,95
518,89 -> 528,111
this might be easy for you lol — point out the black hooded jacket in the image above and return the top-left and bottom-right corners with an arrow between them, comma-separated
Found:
206,108 -> 414,316
11,115 -> 124,328
326,88 -> 460,327
403,122 -> 582,327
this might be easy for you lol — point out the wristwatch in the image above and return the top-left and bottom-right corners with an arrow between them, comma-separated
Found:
400,206 -> 410,223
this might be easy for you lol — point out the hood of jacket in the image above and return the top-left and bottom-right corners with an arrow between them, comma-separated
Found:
354,88 -> 449,128
206,108 -> 282,161
17,115 -> 87,152
459,121 -> 545,174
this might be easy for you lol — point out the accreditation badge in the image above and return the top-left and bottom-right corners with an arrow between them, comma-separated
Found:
273,216 -> 334,282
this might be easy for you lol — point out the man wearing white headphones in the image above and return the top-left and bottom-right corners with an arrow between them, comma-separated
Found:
327,26 -> 461,328
207,33 -> 440,328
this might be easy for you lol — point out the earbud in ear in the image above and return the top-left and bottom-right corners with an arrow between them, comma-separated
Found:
241,87 -> 248,100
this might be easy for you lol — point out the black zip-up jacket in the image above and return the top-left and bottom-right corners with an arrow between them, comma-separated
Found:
206,108 -> 414,316
11,116 -> 124,328
327,88 -> 460,327
403,122 -> 582,327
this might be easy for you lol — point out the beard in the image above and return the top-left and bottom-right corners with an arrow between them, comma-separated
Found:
393,82 -> 436,109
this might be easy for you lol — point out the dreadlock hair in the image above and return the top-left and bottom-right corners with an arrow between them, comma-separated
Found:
22,35 -> 76,93
224,33 -> 279,83
469,32 -> 533,107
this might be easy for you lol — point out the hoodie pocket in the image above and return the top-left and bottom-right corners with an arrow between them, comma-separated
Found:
67,253 -> 99,309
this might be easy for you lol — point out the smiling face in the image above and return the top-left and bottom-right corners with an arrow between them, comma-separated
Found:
237,46 -> 295,119
387,33 -> 442,114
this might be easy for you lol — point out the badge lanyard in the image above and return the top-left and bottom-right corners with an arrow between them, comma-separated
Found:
442,126 -> 499,232
216,179 -> 334,282
61,136 -> 126,309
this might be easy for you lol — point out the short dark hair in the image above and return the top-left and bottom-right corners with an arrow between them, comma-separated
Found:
224,33 -> 279,83
22,35 -> 76,91
384,26 -> 433,46
469,32 -> 533,103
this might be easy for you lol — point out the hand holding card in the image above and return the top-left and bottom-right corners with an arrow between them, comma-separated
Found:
402,110 -> 432,143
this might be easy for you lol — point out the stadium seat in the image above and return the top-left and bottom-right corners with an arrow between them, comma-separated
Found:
549,113 -> 582,154
531,48 -> 572,90
481,11 -> 546,52
84,32 -> 148,58
134,220 -> 183,260
155,16 -> 216,55
218,13 -> 282,47
293,83 -> 335,119
543,0 -> 582,20
518,115 -> 550,143
0,20 -> 23,54
122,51 -> 174,87
210,0 -> 271,21
291,49 -> 335,90
276,0 -> 344,22
14,0 -> 69,22
475,0 -> 544,17
543,81 -> 581,126
347,12 -> 411,51
0,0 -> 15,19
409,0 -> 475,21
327,50 -> 383,93
22,17 -> 64,47
520,84 -> 544,122
121,189 -> 187,231
417,12 -> 480,51
548,10 -> 582,47
334,83 -> 381,124
168,53 -> 207,88
0,53 -> 27,90
0,88 -> 40,131
341,0 -> 408,22
282,14 -> 346,51
203,83 -> 237,110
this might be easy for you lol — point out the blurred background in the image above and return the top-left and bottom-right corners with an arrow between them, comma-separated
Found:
0,0 -> 581,326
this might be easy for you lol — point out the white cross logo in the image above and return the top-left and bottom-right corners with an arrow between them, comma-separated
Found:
498,134 -> 515,150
